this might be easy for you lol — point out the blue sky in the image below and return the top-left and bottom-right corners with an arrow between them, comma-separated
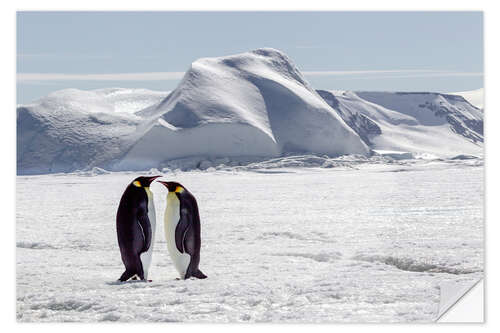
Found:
17,11 -> 483,104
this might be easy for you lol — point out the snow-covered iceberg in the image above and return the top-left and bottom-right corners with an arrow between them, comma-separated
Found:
317,90 -> 483,158
17,88 -> 168,174
117,48 -> 369,170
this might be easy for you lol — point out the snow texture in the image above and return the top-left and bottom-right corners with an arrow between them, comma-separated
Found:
16,160 -> 483,322
450,88 -> 484,109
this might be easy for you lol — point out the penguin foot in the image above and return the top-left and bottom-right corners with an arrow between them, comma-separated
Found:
192,269 -> 207,279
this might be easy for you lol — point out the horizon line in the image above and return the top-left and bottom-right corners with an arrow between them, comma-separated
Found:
17,70 -> 484,82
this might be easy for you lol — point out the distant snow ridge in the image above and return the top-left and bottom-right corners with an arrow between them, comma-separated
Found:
117,48 -> 369,170
451,88 -> 483,109
17,88 -> 168,174
317,90 -> 483,158
317,90 -> 382,145
362,92 -> 483,141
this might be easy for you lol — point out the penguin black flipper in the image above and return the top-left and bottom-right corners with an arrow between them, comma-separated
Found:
182,201 -> 207,279
175,207 -> 192,253
184,223 -> 207,279
137,210 -> 152,254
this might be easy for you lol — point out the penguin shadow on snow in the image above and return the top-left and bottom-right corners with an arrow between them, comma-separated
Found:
106,278 -> 153,286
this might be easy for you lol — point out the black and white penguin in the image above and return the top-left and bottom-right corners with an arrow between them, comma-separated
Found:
158,181 -> 207,280
116,175 -> 160,281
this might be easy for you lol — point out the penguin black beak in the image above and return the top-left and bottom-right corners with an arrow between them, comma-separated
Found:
157,181 -> 169,190
145,175 -> 161,186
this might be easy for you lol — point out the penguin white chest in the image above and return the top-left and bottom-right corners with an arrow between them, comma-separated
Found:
139,187 -> 156,279
164,193 -> 191,278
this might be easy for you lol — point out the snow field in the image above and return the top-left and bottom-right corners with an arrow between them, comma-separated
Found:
16,161 -> 483,322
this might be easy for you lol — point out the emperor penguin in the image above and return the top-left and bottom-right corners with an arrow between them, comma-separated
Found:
158,181 -> 207,280
116,175 -> 160,281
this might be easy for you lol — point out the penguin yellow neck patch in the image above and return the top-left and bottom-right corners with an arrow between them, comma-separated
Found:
175,186 -> 184,193
133,181 -> 142,187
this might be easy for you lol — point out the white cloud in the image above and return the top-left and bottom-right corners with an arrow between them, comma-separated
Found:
17,72 -> 186,82
16,70 -> 483,82
302,70 -> 483,77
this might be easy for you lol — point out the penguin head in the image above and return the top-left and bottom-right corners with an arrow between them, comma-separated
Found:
158,181 -> 186,194
131,175 -> 161,188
